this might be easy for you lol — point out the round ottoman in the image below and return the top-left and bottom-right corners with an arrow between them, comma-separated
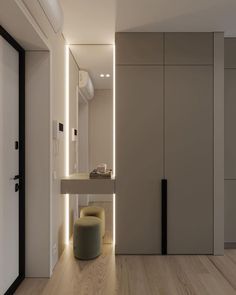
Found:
73,216 -> 102,260
80,206 -> 105,238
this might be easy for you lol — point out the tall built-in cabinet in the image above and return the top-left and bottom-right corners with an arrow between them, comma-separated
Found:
115,32 -> 224,255
224,38 -> 236,247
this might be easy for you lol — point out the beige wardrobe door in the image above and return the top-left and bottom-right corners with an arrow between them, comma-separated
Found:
116,33 -> 163,65
165,66 -> 214,254
225,69 -> 236,179
116,66 -> 164,254
225,180 -> 236,244
165,33 -> 213,65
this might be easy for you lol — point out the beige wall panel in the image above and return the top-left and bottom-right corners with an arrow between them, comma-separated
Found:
225,38 -> 236,68
214,32 -> 224,255
116,66 -> 164,254
225,180 -> 236,243
165,66 -> 214,254
116,33 -> 163,65
165,33 -> 213,65
25,51 -> 50,276
225,69 -> 236,179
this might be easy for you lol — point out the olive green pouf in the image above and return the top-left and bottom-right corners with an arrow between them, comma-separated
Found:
73,217 -> 102,260
80,206 -> 105,238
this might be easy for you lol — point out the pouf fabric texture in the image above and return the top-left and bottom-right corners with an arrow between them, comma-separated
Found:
80,206 -> 105,237
73,216 -> 102,260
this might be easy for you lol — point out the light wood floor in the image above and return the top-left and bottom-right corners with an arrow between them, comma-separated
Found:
15,243 -> 236,295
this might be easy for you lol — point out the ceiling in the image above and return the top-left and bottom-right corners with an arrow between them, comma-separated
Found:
61,0 -> 236,90
70,45 -> 113,90
116,0 -> 236,35
0,0 -> 47,50
60,0 -> 116,44
61,0 -> 236,45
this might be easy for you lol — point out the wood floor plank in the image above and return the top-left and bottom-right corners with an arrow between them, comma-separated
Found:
16,247 -> 236,295
190,256 -> 235,295
143,256 -> 180,295
14,278 -> 48,295
209,252 -> 236,291
116,255 -> 153,295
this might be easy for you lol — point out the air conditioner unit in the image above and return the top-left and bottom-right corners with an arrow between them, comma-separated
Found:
78,71 -> 94,101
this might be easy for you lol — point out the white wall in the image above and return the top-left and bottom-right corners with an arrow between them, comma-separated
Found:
21,0 -> 67,274
2,0 -> 80,276
25,51 -> 50,277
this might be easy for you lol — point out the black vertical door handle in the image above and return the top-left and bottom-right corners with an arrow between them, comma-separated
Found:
162,179 -> 167,255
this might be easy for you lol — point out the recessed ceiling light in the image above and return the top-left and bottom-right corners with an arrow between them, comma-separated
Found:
100,74 -> 105,78
106,74 -> 110,77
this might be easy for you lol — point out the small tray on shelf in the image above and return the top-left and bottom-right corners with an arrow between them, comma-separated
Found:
89,169 -> 112,179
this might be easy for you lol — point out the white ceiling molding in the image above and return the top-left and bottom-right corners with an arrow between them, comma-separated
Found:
38,0 -> 64,33
0,0 -> 48,50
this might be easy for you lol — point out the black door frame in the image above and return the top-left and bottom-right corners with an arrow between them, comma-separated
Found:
0,25 -> 25,295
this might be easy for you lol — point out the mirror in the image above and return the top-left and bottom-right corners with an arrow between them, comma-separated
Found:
69,44 -> 114,243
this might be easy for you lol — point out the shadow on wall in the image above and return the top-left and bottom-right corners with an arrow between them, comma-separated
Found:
58,224 -> 65,258
70,208 -> 74,238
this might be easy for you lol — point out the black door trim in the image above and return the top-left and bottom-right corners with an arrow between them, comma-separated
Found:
162,179 -> 167,255
0,25 -> 25,295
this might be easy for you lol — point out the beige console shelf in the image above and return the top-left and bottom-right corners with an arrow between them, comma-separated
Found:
61,173 -> 115,194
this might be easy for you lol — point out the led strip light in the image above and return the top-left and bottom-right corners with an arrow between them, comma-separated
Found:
113,45 -> 116,246
65,45 -> 70,244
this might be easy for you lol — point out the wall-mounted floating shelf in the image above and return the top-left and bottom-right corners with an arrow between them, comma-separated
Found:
61,173 -> 115,195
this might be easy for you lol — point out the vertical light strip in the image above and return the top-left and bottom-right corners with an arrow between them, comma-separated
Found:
113,45 -> 116,246
65,44 -> 70,244
113,45 -> 116,176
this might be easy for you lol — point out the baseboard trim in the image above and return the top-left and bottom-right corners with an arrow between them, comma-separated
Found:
224,242 -> 236,249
